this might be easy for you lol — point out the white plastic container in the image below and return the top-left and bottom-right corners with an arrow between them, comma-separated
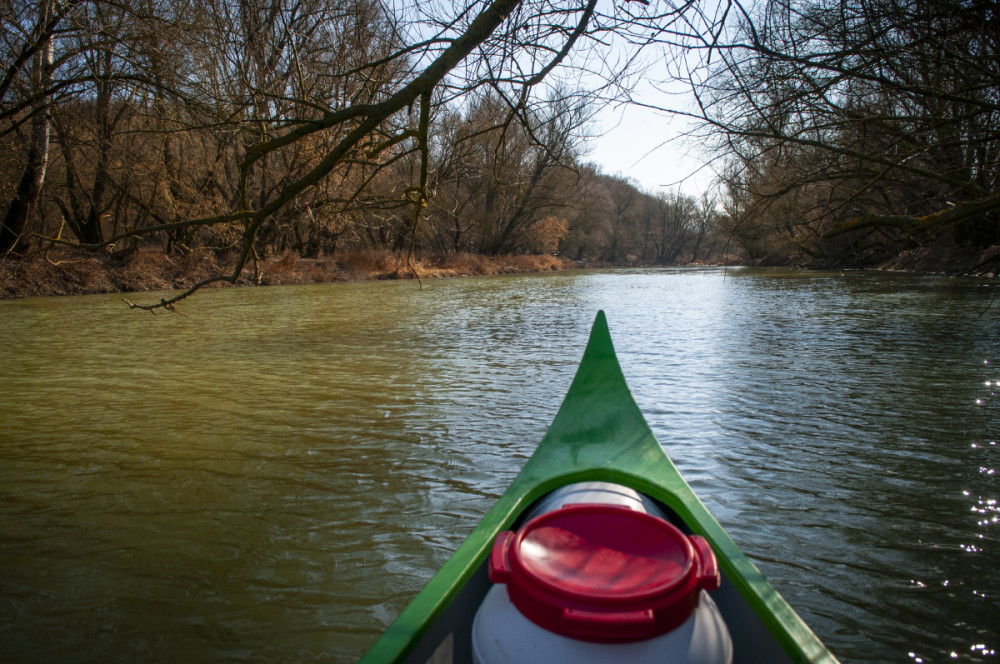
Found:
472,482 -> 733,664
519,481 -> 667,522
472,585 -> 732,664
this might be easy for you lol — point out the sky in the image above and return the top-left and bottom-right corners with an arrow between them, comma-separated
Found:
586,100 -> 713,197
571,0 -> 725,198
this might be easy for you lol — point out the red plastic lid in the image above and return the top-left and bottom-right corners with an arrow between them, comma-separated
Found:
489,503 -> 720,643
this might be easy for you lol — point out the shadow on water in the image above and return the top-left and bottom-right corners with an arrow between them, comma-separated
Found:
1,268 -> 997,663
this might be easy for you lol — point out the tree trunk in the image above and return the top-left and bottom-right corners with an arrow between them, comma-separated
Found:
0,0 -> 54,255
77,49 -> 115,246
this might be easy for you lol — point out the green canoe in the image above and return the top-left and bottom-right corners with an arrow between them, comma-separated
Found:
359,311 -> 839,664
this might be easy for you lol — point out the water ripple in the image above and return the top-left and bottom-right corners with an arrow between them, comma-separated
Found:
1,269 -> 997,663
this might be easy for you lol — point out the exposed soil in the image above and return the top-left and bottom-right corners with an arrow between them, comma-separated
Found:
754,243 -> 1000,277
3,243 -> 997,302
0,247 -> 579,300
865,245 -> 1000,276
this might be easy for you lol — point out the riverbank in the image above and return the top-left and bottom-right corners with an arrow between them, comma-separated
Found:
859,244 -> 1000,276
0,247 -> 580,300
3,243 -> 997,301
755,243 -> 1000,277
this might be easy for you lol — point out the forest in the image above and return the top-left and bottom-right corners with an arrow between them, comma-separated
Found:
1,0 -> 997,305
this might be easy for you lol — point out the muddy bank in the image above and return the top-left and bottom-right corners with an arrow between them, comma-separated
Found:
866,245 -> 1000,276
0,248 -> 577,300
4,244 -> 997,302
752,243 -> 1000,277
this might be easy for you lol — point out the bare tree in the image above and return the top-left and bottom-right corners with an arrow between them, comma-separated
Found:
92,0 -> 604,308
690,0 -> 1000,261
2,0 -> 716,303
0,0 -> 59,254
688,190 -> 715,261
602,174 -> 641,262
92,0 -> 706,308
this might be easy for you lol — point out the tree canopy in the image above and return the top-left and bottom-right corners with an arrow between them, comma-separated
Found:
4,0 -> 733,307
690,0 -> 1000,263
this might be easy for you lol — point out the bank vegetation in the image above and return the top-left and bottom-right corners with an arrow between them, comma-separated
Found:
1,0 -> 744,302
689,0 -> 1000,273
2,0 -> 997,303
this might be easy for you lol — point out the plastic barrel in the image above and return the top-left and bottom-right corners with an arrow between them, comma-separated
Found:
472,482 -> 733,664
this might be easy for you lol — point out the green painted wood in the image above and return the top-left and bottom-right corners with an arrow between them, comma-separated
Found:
359,311 -> 839,664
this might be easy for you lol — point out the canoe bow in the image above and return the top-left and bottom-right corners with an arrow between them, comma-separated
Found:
359,310 -> 838,664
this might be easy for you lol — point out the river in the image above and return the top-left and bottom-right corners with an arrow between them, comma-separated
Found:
1,268 -> 997,663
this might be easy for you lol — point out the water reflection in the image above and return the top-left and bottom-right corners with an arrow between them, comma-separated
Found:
0,269 -> 997,663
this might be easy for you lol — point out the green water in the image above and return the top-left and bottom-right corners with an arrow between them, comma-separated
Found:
1,268 -> 997,663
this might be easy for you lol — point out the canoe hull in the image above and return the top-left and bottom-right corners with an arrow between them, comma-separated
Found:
360,312 -> 839,664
